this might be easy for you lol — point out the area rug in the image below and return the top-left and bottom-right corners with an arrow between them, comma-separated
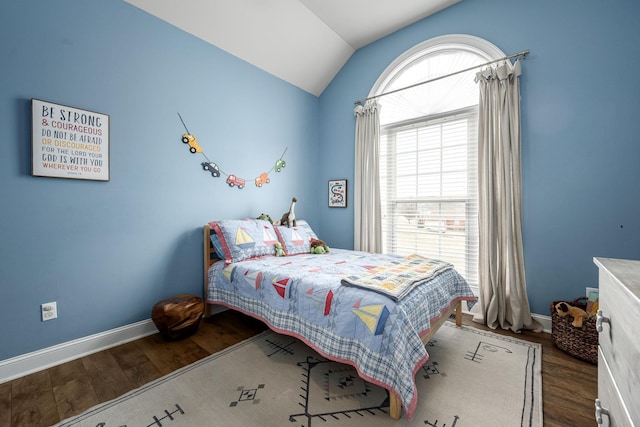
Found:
54,322 -> 542,427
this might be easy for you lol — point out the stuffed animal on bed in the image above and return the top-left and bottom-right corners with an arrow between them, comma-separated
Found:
279,197 -> 297,227
256,213 -> 273,224
274,241 -> 285,257
554,301 -> 588,327
310,238 -> 329,254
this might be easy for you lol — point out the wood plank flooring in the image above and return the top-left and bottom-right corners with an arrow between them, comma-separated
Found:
0,310 -> 597,426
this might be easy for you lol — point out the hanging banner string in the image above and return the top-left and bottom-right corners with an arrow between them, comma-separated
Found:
177,113 -> 287,190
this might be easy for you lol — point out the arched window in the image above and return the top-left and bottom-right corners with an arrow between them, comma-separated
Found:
372,35 -> 505,289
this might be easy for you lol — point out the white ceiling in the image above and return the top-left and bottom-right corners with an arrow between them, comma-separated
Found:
124,0 -> 461,96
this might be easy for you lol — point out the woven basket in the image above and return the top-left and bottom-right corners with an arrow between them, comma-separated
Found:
550,297 -> 598,364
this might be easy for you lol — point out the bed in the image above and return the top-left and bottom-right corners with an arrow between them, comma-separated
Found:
203,219 -> 476,420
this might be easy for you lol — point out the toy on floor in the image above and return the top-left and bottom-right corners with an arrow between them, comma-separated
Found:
274,241 -> 285,256
310,238 -> 329,254
554,301 -> 588,327
279,197 -> 297,228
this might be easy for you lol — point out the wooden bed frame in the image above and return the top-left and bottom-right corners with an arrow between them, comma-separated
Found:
203,223 -> 462,420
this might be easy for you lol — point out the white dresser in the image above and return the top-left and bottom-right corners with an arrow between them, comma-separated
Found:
593,257 -> 640,427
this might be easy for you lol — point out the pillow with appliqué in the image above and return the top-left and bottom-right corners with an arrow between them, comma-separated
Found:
274,219 -> 319,255
210,219 -> 279,264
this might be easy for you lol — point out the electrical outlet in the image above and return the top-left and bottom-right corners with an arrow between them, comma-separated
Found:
586,287 -> 598,298
41,301 -> 57,321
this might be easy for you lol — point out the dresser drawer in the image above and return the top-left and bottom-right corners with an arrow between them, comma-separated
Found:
598,349 -> 633,427
595,258 -> 640,426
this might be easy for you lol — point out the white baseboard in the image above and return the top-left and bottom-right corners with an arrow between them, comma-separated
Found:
0,319 -> 157,385
464,287 -> 551,333
533,313 -> 552,334
208,304 -> 227,316
1,307 -> 552,385
465,303 -> 552,334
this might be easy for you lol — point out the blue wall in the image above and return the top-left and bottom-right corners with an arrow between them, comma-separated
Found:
0,1 -> 320,360
318,0 -> 640,314
2,0 -> 640,363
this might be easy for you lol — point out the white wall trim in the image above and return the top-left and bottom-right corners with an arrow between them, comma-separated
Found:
1,306 -> 551,385
369,34 -> 506,98
533,313 -> 552,334
465,303 -> 552,334
0,319 -> 157,384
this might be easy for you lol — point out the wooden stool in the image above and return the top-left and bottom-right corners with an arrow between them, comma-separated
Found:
152,294 -> 204,340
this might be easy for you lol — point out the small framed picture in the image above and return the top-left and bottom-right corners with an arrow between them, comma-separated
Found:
328,179 -> 347,208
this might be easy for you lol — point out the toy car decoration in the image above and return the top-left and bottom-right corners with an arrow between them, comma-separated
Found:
255,172 -> 270,187
181,134 -> 202,153
201,162 -> 221,177
226,174 -> 245,189
178,113 -> 286,190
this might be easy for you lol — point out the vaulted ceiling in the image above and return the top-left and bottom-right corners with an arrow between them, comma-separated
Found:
124,0 -> 461,96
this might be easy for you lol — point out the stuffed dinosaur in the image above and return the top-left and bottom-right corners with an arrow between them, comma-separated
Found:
279,197 -> 297,228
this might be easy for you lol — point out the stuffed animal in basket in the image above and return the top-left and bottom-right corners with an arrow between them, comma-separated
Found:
554,301 -> 588,328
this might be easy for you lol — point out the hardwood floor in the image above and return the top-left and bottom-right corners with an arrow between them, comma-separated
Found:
0,311 -> 597,426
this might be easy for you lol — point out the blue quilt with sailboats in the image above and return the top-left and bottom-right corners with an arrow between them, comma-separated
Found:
207,249 -> 476,419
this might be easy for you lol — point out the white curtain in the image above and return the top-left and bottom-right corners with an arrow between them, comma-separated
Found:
472,61 -> 540,332
353,100 -> 382,252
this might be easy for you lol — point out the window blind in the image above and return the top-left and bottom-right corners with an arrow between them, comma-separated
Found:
380,108 -> 478,287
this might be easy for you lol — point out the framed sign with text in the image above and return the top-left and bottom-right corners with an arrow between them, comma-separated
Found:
32,99 -> 110,181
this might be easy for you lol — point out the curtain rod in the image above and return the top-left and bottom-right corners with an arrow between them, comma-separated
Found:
354,49 -> 530,106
